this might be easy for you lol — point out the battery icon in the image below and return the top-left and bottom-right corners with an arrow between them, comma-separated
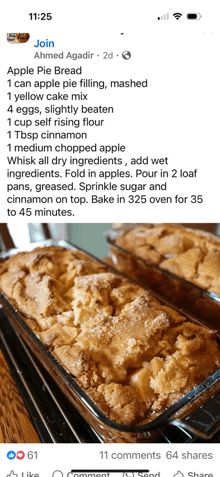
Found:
187,13 -> 202,20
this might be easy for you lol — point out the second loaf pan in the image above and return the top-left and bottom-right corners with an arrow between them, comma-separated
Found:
104,227 -> 220,335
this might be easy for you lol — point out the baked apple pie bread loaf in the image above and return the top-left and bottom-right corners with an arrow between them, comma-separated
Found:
0,246 -> 220,425
115,224 -> 220,296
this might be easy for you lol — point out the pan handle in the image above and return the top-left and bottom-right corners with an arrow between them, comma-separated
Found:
171,388 -> 220,439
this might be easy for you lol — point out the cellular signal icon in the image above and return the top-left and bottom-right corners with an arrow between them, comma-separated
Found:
158,13 -> 169,20
173,12 -> 182,20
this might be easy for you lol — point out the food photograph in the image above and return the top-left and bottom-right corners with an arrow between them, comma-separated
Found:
1,223 -> 220,444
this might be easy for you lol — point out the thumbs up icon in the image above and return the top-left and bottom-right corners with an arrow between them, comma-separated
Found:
7,471 -> 18,477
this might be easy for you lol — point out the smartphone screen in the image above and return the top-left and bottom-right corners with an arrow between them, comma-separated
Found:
1,0 -> 220,475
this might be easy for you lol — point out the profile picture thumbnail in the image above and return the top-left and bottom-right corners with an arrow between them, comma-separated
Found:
7,33 -> 30,43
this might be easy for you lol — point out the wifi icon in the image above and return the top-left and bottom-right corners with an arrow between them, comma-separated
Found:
173,12 -> 182,20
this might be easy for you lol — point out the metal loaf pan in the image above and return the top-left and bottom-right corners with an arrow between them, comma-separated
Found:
1,238 -> 220,443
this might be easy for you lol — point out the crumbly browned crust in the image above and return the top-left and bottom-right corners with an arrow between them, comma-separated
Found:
0,245 -> 220,425
116,224 -> 220,295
